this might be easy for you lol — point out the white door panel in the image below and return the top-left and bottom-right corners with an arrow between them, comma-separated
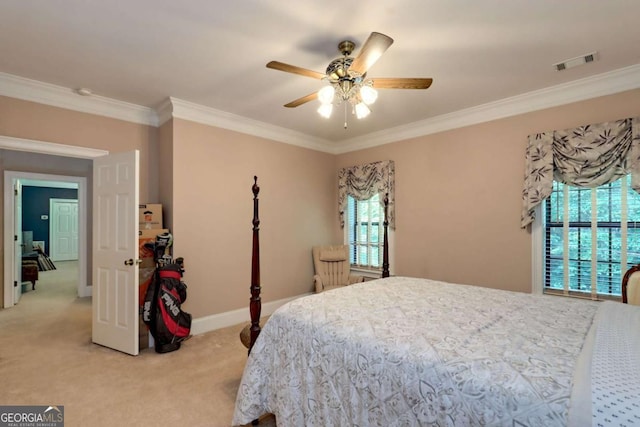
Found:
50,199 -> 78,261
92,150 -> 139,355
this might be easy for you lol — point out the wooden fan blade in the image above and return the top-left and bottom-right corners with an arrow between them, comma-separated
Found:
371,77 -> 433,89
266,61 -> 325,80
284,92 -> 318,108
349,32 -> 394,75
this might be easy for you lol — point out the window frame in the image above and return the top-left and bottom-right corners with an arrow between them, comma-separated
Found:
344,194 -> 394,279
532,177 -> 639,300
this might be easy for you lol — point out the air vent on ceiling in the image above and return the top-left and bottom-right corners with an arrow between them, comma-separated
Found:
554,52 -> 598,71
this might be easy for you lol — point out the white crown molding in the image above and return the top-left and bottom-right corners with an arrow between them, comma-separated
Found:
336,64 -> 640,153
0,72 -> 158,126
0,135 -> 108,158
167,97 -> 334,153
154,97 -> 174,127
1,65 -> 639,154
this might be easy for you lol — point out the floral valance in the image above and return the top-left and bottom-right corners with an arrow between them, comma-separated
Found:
521,117 -> 640,228
338,160 -> 395,229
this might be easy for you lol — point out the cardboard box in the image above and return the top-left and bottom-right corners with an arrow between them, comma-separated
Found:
138,228 -> 169,269
139,203 -> 163,230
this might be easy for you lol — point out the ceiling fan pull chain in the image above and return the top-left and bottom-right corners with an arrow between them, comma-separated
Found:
344,103 -> 348,129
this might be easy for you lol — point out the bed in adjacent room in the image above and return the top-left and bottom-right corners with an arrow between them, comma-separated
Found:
232,178 -> 640,427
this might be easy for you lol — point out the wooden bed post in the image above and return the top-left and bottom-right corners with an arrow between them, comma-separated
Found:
249,176 -> 262,354
382,192 -> 390,278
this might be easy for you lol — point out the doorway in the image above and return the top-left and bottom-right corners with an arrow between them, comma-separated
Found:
1,135 -> 108,309
4,171 -> 87,307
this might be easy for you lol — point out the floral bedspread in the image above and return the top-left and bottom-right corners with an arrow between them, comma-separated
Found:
232,277 -> 599,426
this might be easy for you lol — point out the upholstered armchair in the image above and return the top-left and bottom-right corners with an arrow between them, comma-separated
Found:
312,245 -> 364,293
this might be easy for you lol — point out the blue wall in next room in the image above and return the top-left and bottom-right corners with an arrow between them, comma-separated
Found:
22,186 -> 78,255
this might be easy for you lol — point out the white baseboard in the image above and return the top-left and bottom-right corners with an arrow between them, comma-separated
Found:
79,286 -> 92,298
190,292 -> 312,336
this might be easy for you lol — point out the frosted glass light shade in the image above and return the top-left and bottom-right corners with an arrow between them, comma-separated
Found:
360,85 -> 378,105
317,103 -> 333,118
318,86 -> 335,104
354,102 -> 370,119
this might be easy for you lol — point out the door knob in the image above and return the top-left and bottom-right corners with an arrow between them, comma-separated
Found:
124,259 -> 141,266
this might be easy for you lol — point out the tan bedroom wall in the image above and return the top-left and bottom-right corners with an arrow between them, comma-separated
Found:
337,88 -> 640,294
0,96 -> 158,201
2,88 -> 638,316
0,95 -> 157,307
169,118 -> 337,318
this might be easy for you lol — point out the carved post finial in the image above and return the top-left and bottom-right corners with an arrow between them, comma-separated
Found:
252,176 -> 259,197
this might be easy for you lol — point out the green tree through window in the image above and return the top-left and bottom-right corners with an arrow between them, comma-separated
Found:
544,177 -> 640,297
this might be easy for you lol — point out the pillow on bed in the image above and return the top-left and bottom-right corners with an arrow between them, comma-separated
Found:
319,248 -> 347,262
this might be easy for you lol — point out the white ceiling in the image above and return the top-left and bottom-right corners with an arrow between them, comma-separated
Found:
1,1 -> 640,152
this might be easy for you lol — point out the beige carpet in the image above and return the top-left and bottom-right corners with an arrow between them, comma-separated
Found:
0,261 -> 275,427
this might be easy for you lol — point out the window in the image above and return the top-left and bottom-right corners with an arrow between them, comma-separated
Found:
346,194 -> 384,270
543,176 -> 640,298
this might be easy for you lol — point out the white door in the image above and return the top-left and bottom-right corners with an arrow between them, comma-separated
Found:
14,181 -> 23,304
92,150 -> 140,355
50,199 -> 79,261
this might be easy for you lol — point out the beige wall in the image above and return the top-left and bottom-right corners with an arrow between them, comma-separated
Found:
0,96 -> 158,201
337,88 -> 640,293
157,121 -> 174,230
169,119 -> 336,317
1,88 -> 639,316
0,95 -> 337,318
0,96 -> 157,307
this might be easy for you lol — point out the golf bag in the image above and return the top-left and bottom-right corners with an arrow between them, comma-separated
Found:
142,232 -> 192,353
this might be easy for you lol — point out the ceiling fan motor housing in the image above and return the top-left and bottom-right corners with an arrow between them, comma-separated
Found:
338,40 -> 355,56
326,57 -> 354,81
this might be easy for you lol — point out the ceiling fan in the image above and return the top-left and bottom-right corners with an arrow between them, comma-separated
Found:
266,32 -> 433,125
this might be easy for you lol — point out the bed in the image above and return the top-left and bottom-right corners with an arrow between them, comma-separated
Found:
232,178 -> 640,426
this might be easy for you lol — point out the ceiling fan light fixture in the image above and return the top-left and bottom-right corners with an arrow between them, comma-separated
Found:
318,103 -> 333,118
354,102 -> 371,119
268,32 -> 432,127
360,85 -> 377,105
318,85 -> 335,104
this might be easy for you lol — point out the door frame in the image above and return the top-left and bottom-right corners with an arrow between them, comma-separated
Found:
4,172 -> 86,305
1,135 -> 108,308
13,180 -> 23,305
